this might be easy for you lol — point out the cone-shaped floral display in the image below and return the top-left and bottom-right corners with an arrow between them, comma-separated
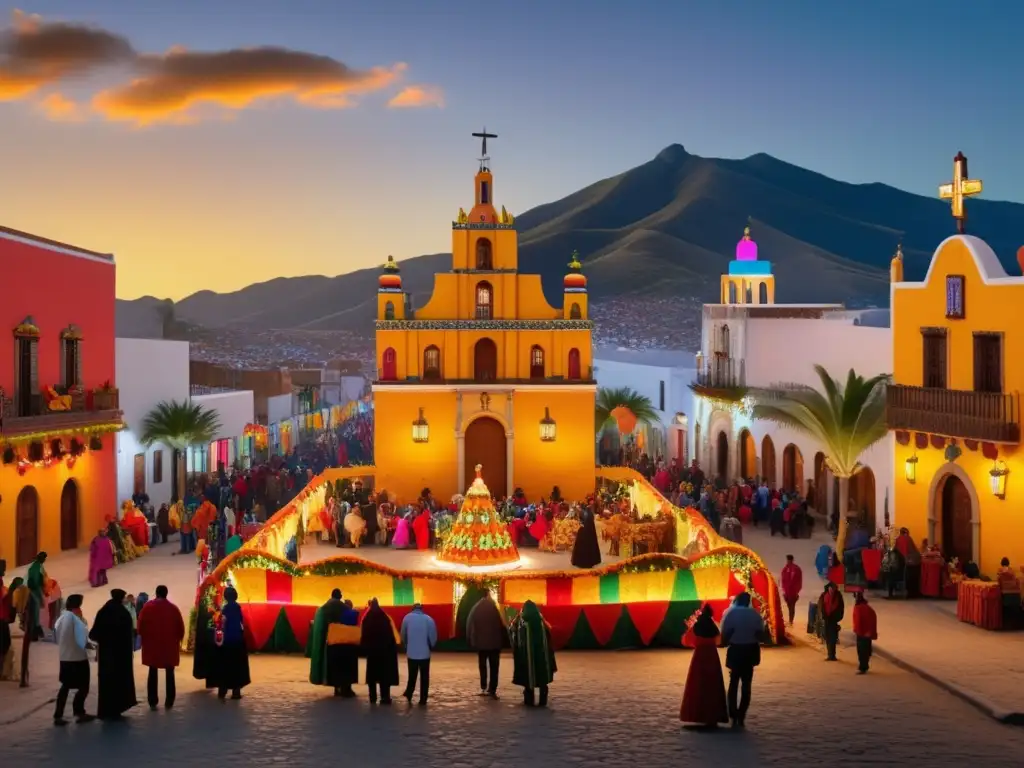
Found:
438,464 -> 520,566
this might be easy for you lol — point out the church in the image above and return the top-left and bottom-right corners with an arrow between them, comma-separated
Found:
372,133 -> 597,503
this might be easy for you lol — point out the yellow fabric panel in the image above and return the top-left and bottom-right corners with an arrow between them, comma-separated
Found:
231,568 -> 268,603
618,570 -> 676,603
336,574 -> 395,607
691,566 -> 731,600
503,579 -> 547,605
326,623 -> 361,645
291,575 -> 338,607
571,576 -> 601,605
413,578 -> 454,605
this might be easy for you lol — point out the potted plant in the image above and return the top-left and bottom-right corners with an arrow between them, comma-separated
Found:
93,380 -> 119,411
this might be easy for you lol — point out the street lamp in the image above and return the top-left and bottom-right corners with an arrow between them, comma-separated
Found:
412,408 -> 429,443
539,407 -> 557,442
989,460 -> 1009,499
904,453 -> 918,484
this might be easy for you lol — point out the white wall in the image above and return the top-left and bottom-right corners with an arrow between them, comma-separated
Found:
267,393 -> 292,425
192,390 -> 255,441
594,358 -> 676,425
115,338 -> 190,509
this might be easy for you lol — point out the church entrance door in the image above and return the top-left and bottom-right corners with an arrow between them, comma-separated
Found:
464,417 -> 507,499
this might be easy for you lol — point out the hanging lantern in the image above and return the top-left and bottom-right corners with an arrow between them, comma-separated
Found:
610,405 -> 637,435
539,407 -> 557,442
412,408 -> 429,443
989,460 -> 1009,499
904,453 -> 918,484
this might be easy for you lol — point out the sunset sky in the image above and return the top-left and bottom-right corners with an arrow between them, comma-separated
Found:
0,1 -> 1020,300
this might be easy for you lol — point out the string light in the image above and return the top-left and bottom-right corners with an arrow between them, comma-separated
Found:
1,419 -> 124,446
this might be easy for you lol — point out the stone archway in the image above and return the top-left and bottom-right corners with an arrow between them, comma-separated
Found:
716,431 -> 729,481
927,462 -> 981,565
60,479 -> 80,551
463,416 -> 507,499
738,429 -> 756,480
16,485 -> 40,567
761,435 -> 777,487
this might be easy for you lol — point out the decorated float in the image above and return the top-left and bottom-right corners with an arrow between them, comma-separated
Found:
189,466 -> 785,661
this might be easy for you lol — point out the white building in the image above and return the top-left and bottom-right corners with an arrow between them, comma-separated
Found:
593,347 -> 696,462
116,338 -> 255,507
115,338 -> 189,509
690,226 -> 892,530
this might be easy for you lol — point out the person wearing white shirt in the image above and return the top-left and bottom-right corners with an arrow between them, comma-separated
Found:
400,604 -> 437,705
53,594 -> 95,725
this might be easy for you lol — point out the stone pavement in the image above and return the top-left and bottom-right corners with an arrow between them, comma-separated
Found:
744,525 -> 1024,724
4,645 -> 1024,767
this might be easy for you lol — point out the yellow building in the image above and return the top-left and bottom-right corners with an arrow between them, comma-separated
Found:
888,155 -> 1022,574
372,136 -> 596,503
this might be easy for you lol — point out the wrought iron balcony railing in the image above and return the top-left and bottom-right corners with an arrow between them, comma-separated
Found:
886,384 -> 1020,443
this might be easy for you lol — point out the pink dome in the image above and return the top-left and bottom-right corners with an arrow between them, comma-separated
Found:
735,225 -> 758,261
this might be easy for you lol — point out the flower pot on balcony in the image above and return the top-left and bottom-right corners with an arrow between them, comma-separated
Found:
92,388 -> 119,411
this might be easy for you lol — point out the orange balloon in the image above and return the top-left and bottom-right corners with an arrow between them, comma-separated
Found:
610,405 -> 637,435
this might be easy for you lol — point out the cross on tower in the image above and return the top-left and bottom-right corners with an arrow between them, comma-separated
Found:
938,151 -> 983,234
472,128 -> 497,158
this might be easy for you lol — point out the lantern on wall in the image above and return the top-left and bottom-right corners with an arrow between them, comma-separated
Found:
989,460 -> 1008,499
539,407 -> 557,442
412,408 -> 429,443
904,453 -> 918,484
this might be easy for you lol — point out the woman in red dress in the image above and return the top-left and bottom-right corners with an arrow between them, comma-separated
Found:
679,605 -> 729,727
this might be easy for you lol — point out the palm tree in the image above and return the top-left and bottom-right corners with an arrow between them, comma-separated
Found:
595,386 -> 660,433
140,400 -> 222,502
752,365 -> 888,557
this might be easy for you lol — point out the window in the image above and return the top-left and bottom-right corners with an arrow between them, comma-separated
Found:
381,347 -> 397,381
659,380 -> 665,411
61,334 -> 81,387
530,346 -> 545,379
475,238 -> 493,270
423,345 -> 441,380
570,303 -> 582,319
480,180 -> 490,205
152,450 -> 164,484
719,324 -> 731,355
384,301 -> 395,321
973,332 -> 1002,393
567,348 -> 581,380
14,335 -> 38,417
475,282 -> 493,319
922,328 -> 948,389
946,275 -> 965,319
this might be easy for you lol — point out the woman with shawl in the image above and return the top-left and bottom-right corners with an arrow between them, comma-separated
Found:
361,598 -> 399,703
89,588 -> 138,720
509,600 -> 556,707
570,505 -> 602,568
344,504 -> 367,547
207,586 -> 250,699
412,508 -> 431,550
88,531 -> 114,590
680,605 -> 728,727
392,510 -> 412,549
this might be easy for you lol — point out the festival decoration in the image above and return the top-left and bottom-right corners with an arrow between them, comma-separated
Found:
610,405 -> 637,435
438,465 -> 519,566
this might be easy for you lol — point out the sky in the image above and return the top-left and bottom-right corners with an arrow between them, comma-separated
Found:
0,0 -> 1021,300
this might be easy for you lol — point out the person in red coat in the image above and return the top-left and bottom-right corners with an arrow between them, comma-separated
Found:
781,555 -> 803,627
137,585 -> 186,709
680,605 -> 728,728
852,593 -> 878,674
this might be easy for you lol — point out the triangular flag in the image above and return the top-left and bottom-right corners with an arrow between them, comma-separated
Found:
542,605 -> 582,650
607,607 -> 645,649
566,610 -> 601,650
241,603 -> 280,652
625,601 -> 670,646
653,600 -> 700,647
582,604 -> 623,646
270,607 -> 302,653
282,604 -> 316,650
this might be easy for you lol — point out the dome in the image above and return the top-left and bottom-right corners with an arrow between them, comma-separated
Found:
563,272 -> 587,289
735,225 -> 758,261
379,254 -> 402,290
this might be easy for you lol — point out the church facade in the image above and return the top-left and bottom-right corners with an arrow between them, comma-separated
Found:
372,138 -> 596,503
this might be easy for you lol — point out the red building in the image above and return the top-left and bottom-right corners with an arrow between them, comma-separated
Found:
0,225 -> 122,566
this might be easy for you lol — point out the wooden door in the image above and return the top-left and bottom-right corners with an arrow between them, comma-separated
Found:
16,486 -> 39,567
922,329 -> 948,388
133,453 -> 146,494
474,339 -> 498,382
381,348 -> 397,381
941,475 -> 973,564
568,348 -> 581,380
60,480 -> 79,551
716,431 -> 729,480
464,417 -> 507,499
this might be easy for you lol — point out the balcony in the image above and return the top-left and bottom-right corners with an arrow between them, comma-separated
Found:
694,357 -> 745,390
0,387 -> 124,440
886,384 -> 1020,444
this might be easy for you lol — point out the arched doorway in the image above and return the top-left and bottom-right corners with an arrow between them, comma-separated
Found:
782,444 -> 803,493
761,436 -> 776,487
474,338 -> 498,382
716,431 -> 729,481
693,422 -> 702,468
567,348 -> 581,380
849,467 -> 876,529
60,479 -> 79,551
464,417 -> 507,499
16,485 -> 40,567
381,348 -> 397,381
812,452 -> 827,511
939,474 -> 973,565
738,429 -> 756,480
475,238 -> 493,270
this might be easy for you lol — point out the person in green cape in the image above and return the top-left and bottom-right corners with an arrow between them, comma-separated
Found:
509,600 -> 556,707
26,552 -> 48,639
308,589 -> 360,696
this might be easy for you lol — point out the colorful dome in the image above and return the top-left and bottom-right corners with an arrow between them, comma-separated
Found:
735,224 -> 758,261
564,249 -> 586,289
379,255 -> 402,290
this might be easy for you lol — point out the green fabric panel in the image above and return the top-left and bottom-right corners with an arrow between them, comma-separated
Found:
565,610 -> 602,650
605,606 -> 644,649
598,573 -> 620,604
272,607 -> 302,654
455,585 -> 488,639
652,600 -> 700,647
392,577 -> 415,606
670,569 -> 698,601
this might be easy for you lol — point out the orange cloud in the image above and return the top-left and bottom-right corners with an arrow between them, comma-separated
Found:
92,47 -> 407,124
388,84 -> 444,109
0,9 -> 135,99
36,91 -> 82,121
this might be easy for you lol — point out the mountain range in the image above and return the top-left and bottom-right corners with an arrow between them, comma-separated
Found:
116,144 -> 1024,335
